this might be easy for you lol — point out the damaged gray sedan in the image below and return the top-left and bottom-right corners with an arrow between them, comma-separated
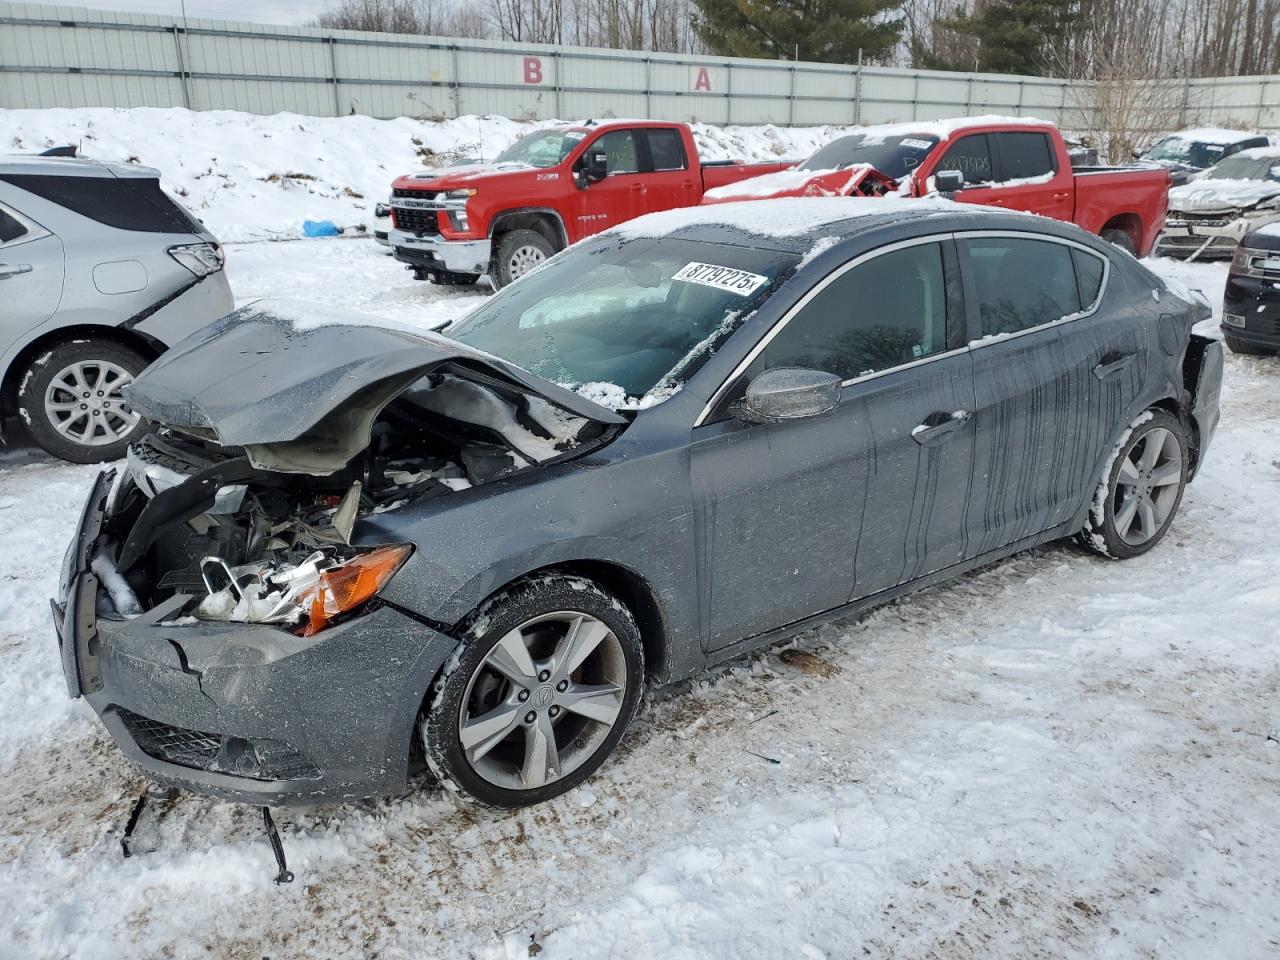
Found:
52,200 -> 1223,808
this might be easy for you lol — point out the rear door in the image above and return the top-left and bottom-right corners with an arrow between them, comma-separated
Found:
0,198 -> 65,337
638,128 -> 699,212
958,232 -> 1100,556
991,131 -> 1073,221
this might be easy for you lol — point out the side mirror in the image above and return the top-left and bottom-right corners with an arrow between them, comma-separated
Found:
1269,165 -> 1280,181
1131,148 -> 1145,160
581,150 -> 609,183
933,169 -> 964,194
732,368 -> 842,424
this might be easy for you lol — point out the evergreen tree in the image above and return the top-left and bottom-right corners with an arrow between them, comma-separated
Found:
692,0 -> 905,63
919,0 -> 1077,74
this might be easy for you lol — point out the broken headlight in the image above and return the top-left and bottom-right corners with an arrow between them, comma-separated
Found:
196,544 -> 411,636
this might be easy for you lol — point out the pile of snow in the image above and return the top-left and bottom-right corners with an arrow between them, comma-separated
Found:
0,108 -> 851,243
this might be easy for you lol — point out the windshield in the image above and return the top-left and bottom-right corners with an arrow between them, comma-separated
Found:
800,133 -> 940,179
447,237 -> 798,403
1142,137 -> 1229,169
493,129 -> 586,169
1204,154 -> 1280,181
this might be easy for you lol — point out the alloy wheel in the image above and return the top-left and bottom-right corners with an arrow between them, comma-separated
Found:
458,611 -> 627,790
43,359 -> 141,447
1113,426 -> 1182,546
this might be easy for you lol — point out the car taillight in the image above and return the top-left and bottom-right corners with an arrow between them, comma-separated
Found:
169,242 -> 225,277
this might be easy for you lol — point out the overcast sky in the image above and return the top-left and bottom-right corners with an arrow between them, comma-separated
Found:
66,0 -> 325,25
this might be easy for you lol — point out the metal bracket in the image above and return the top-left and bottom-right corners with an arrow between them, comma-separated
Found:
262,807 -> 294,884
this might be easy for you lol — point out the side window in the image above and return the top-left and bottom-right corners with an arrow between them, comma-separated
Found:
1071,247 -> 1105,307
646,129 -> 688,172
759,242 -> 949,381
591,130 -> 640,175
936,134 -> 994,185
1,174 -> 199,233
996,132 -> 1055,181
963,237 -> 1082,337
0,207 -> 28,244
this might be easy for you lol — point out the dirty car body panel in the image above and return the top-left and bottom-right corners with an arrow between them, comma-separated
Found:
54,199 -> 1220,805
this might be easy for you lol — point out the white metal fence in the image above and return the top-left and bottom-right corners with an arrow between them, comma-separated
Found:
1,2 -> 1277,131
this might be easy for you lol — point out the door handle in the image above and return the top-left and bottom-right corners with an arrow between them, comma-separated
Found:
0,263 -> 32,278
631,183 -> 647,193
1053,192 -> 1071,200
1093,351 -> 1135,380
911,409 -> 970,446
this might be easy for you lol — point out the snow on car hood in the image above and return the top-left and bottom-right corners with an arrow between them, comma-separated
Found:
126,299 -> 626,474
1169,178 -> 1280,212
400,161 -> 535,187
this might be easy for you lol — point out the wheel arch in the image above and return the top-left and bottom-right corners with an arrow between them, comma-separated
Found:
489,208 -> 568,251
1,324 -> 165,420
1100,213 -> 1142,251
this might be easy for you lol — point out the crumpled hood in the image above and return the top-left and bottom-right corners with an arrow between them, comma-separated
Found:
702,165 -> 885,204
1169,179 -> 1280,212
126,300 -> 626,474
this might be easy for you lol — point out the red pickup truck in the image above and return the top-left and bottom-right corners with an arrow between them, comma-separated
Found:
703,117 -> 1171,257
389,120 -> 793,288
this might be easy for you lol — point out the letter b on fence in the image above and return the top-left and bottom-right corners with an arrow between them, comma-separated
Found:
523,57 -> 543,85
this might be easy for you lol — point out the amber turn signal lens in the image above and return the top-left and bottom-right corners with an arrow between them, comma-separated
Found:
299,544 -> 411,636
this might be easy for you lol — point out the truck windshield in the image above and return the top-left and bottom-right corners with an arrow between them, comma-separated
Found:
448,237 -> 798,403
493,130 -> 586,168
1142,137 -> 1229,169
1203,154 -> 1280,181
800,133 -> 940,179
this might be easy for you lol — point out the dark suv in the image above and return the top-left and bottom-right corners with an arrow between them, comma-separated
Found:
1223,228 -> 1280,355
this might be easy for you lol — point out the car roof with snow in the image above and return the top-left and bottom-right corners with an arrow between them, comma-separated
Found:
0,155 -> 161,178
606,196 -> 1037,253
1164,127 -> 1262,145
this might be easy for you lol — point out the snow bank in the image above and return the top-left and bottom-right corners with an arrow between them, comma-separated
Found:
0,107 -> 846,243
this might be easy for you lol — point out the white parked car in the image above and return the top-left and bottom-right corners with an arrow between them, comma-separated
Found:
0,155 -> 233,461
1156,147 -> 1280,259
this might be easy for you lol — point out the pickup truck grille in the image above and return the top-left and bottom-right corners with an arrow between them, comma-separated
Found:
1167,213 -> 1235,227
392,188 -> 437,200
391,205 -> 440,236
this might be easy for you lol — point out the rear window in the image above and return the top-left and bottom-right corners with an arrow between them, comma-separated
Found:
963,237 -> 1082,336
646,129 -> 688,172
0,174 -> 200,234
997,132 -> 1055,180
1072,248 -> 1105,306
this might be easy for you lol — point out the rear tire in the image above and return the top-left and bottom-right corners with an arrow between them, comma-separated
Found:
421,574 -> 644,808
1077,409 -> 1188,560
1102,228 -> 1138,257
490,229 -> 556,290
20,339 -> 150,463
1224,334 -> 1277,357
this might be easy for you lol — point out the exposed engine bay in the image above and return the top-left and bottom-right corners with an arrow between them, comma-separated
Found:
94,371 -> 613,634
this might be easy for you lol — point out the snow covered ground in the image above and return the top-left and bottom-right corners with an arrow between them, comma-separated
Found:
0,241 -> 1277,960
0,108 -> 842,243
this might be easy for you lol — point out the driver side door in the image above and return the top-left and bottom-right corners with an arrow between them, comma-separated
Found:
689,237 -> 974,652
570,129 -> 645,238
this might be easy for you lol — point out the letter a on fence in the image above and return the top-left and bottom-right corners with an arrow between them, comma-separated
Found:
694,67 -> 711,92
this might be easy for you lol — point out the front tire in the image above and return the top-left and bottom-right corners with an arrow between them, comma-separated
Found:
422,575 -> 644,808
1078,409 -> 1188,559
19,339 -> 149,463
489,229 -> 556,290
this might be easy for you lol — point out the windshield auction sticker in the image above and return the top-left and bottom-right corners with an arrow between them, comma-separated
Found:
672,262 -> 769,296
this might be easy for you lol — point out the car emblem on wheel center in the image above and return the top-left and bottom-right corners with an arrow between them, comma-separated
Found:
532,685 -> 554,708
